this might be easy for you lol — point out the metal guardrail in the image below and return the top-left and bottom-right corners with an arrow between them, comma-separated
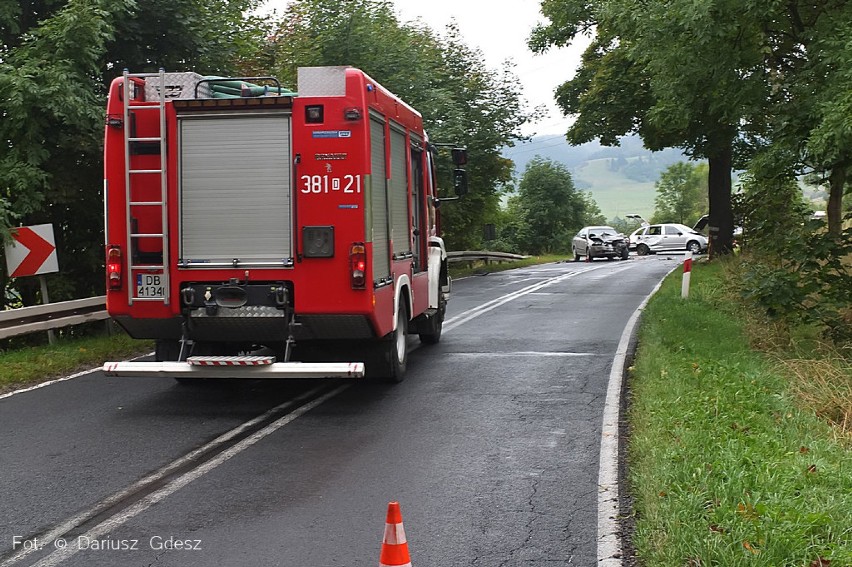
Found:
0,296 -> 109,340
0,251 -> 529,339
446,250 -> 529,264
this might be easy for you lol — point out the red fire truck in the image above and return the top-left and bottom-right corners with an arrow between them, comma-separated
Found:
102,66 -> 466,382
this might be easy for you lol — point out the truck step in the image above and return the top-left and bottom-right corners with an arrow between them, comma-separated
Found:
102,361 -> 365,379
187,355 -> 275,366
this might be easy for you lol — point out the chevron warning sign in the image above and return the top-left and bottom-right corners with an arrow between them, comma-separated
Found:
5,224 -> 59,278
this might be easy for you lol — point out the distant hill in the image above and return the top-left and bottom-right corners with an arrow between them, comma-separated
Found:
501,135 -> 697,221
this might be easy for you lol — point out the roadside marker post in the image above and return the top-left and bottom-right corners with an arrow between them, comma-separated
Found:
681,251 -> 693,299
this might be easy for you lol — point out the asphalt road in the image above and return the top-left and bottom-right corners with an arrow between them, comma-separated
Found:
0,254 -> 680,567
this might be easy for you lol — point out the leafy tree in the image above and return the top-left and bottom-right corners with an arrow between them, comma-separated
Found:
264,0 -> 531,250
104,0 -> 265,79
652,162 -> 708,225
755,1 -> 852,237
580,191 -> 606,226
510,157 -> 589,255
530,0 -> 782,256
0,0 -> 263,307
735,161 -> 851,341
0,0 -> 134,306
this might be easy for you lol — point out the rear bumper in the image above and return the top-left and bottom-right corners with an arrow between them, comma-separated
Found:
102,361 -> 365,379
112,312 -> 376,342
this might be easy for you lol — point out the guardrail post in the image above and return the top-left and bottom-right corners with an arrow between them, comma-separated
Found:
39,275 -> 56,345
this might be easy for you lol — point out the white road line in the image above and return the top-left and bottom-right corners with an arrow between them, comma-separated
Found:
26,385 -> 349,567
0,384 -> 336,567
444,264 -> 606,332
597,266 -> 676,566
449,351 -> 595,357
498,277 -> 542,286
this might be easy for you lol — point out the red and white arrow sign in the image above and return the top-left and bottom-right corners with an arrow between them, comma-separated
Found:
5,224 -> 59,278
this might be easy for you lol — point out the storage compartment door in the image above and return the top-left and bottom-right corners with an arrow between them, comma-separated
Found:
179,114 -> 292,267
389,123 -> 410,257
369,116 -> 390,281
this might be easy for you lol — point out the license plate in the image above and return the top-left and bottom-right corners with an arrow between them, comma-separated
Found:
136,274 -> 165,298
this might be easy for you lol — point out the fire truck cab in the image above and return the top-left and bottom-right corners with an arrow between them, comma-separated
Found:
102,66 -> 466,381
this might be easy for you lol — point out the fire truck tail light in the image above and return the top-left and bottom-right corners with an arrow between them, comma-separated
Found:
349,243 -> 367,289
107,246 -> 122,291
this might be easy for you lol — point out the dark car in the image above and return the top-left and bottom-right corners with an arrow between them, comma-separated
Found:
572,226 -> 630,261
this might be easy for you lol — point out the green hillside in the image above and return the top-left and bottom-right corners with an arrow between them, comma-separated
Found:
502,135 -> 692,222
573,157 -> 656,220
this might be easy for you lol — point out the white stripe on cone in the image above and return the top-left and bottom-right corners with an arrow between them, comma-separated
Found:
382,523 -> 407,545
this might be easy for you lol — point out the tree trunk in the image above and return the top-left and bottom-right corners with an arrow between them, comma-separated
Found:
827,165 -> 846,237
707,144 -> 734,258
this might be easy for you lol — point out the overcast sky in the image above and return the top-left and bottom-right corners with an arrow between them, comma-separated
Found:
261,0 -> 591,137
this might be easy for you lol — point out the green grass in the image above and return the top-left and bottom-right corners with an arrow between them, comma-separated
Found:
629,260 -> 852,566
0,329 -> 152,394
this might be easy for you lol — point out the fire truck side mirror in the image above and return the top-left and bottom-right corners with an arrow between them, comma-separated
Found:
451,148 -> 468,166
453,169 -> 468,197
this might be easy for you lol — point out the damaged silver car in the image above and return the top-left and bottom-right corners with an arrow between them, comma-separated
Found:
572,226 -> 630,261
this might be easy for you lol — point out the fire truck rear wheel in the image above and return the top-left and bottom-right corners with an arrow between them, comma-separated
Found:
371,302 -> 409,382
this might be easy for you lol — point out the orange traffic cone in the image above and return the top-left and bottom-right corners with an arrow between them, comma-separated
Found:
379,501 -> 412,567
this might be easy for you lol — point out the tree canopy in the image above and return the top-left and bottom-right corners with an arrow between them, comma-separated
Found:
499,157 -> 603,255
652,162 -> 708,226
0,0 -> 531,305
261,0 -> 530,249
0,0 -> 263,305
530,0 -> 851,252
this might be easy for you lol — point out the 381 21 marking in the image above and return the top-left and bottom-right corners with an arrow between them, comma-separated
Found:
300,174 -> 361,194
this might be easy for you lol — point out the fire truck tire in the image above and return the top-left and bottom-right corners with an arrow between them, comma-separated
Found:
370,302 -> 408,382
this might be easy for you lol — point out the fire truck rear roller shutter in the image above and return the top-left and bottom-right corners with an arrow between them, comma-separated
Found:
178,114 -> 293,266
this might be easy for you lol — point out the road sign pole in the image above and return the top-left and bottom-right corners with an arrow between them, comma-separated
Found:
39,275 -> 56,345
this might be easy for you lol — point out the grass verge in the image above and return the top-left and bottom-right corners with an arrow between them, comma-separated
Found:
0,328 -> 152,395
629,259 -> 852,566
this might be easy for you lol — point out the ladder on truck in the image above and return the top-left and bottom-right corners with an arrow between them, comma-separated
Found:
122,69 -> 169,305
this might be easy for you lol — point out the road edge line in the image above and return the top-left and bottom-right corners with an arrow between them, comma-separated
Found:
597,264 -> 678,565
0,352 -> 155,401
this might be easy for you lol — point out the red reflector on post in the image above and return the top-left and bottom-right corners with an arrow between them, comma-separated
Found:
107,246 -> 122,290
350,243 -> 367,289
